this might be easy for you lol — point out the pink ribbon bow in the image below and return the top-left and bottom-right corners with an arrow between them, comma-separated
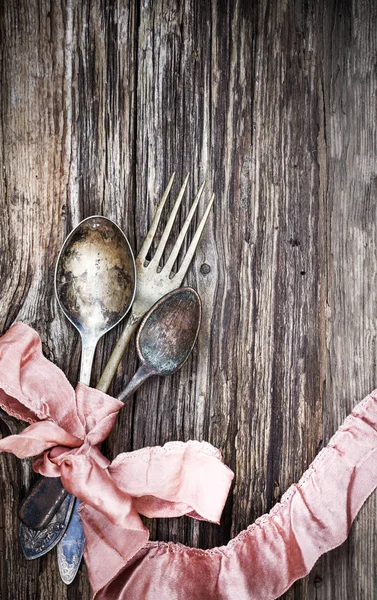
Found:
0,323 -> 234,583
3,323 -> 377,599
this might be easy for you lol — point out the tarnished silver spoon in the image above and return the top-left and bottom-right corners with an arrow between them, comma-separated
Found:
118,287 -> 201,404
55,215 -> 136,584
19,216 -> 136,578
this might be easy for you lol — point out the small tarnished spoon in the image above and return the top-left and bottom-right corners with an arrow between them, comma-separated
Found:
117,287 -> 201,404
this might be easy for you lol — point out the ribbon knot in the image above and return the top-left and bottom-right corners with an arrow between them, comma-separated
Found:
0,323 -> 234,554
3,324 -> 377,599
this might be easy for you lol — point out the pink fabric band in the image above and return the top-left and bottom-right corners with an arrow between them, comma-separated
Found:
0,323 -> 377,599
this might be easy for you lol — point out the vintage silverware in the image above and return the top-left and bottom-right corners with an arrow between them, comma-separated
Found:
20,174 -> 213,526
19,174 -> 213,569
56,175 -> 213,581
97,173 -> 214,393
118,287 -> 201,403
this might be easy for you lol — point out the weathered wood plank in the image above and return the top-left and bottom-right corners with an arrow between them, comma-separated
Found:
1,0 -> 377,598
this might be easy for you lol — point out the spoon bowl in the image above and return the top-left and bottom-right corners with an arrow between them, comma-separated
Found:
55,215 -> 136,583
118,287 -> 201,403
55,215 -> 136,339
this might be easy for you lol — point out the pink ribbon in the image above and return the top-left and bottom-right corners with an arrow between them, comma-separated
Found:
2,323 -> 377,599
0,323 -> 234,574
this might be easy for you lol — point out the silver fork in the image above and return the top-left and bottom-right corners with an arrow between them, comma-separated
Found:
96,172 -> 214,392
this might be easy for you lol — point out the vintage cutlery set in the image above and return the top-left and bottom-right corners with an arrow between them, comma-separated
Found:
15,174 -> 213,584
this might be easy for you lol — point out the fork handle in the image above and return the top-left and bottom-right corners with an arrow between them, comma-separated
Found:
96,311 -> 141,393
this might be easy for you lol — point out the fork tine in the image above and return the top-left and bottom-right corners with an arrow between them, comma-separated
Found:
138,172 -> 176,262
162,180 -> 206,275
148,173 -> 190,269
175,192 -> 215,283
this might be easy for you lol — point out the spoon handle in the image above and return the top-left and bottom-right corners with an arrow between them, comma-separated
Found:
96,310 -> 141,393
117,363 -> 153,403
57,335 -> 98,585
79,336 -> 98,386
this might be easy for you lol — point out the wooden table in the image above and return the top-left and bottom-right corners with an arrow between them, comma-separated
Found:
1,1 -> 377,598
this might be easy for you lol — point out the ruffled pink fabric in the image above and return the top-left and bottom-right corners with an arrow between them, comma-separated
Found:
1,323 -> 377,599
0,324 -> 233,582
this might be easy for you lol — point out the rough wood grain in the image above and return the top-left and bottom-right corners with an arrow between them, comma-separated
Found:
1,0 -> 377,598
